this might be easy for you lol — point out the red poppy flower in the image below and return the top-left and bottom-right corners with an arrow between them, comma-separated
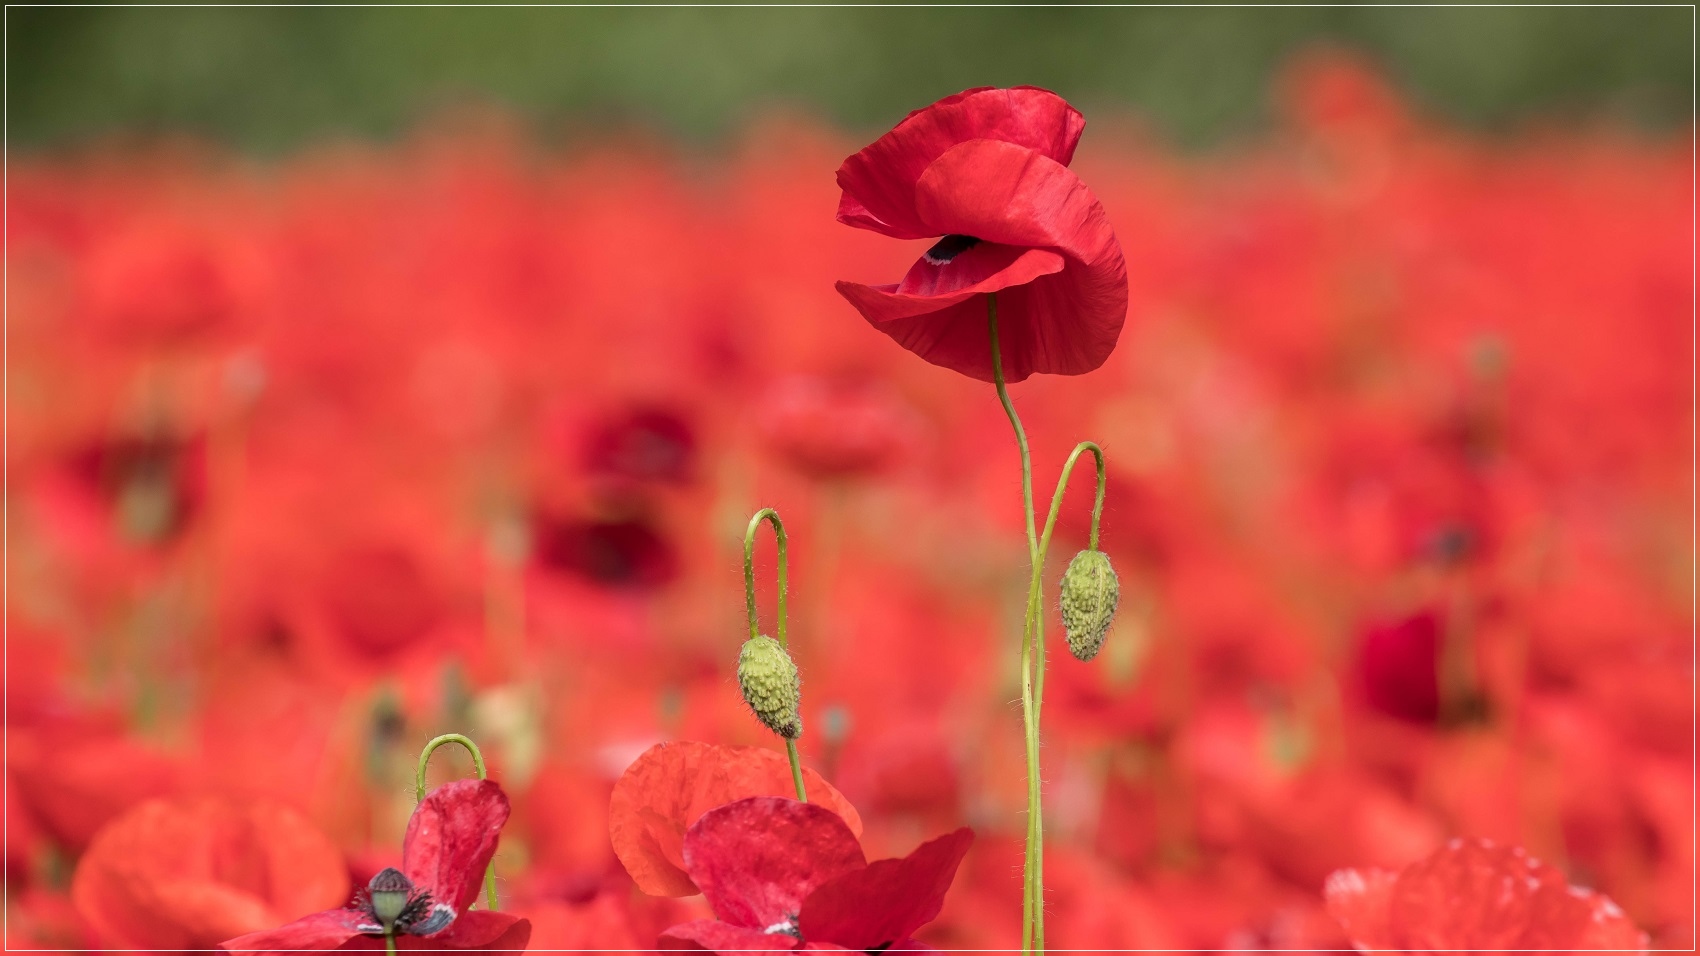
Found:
658,796 -> 971,953
221,779 -> 530,954
1324,837 -> 1647,952
609,741 -> 864,898
834,86 -> 1127,383
70,796 -> 348,951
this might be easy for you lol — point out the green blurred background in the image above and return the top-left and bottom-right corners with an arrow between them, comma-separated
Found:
8,5 -> 1693,153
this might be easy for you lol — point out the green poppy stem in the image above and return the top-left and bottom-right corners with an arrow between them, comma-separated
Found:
744,509 -> 806,802
415,733 -> 500,911
988,293 -> 1044,955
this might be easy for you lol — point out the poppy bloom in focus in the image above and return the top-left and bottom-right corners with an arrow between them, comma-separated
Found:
1324,837 -> 1647,952
658,796 -> 972,953
835,86 -> 1127,383
221,780 -> 530,953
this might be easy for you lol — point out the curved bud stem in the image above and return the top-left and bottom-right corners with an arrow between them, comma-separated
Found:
744,508 -> 790,649
415,734 -> 500,912
1040,442 -> 1106,557
743,509 -> 806,802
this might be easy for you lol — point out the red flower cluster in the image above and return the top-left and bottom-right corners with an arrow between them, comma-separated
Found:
5,55 -> 1687,951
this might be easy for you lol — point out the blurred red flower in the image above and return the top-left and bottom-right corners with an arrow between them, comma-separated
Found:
221,779 -> 529,954
609,741 -> 864,898
1325,837 -> 1647,952
71,796 -> 348,951
1354,608 -> 1443,724
834,86 -> 1127,382
658,795 -> 971,953
757,376 -> 919,480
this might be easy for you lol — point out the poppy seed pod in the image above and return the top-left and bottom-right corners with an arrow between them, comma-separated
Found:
737,635 -> 802,739
1059,549 -> 1119,661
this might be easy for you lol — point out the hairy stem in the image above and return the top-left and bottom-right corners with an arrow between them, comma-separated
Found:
416,734 -> 500,910
988,294 -> 1043,954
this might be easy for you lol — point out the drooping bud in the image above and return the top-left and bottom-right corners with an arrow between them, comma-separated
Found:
737,635 -> 802,739
1059,549 -> 1119,662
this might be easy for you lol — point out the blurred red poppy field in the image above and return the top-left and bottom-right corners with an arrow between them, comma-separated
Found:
4,37 -> 1693,953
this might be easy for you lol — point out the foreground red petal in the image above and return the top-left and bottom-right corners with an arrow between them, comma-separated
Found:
337,912 -> 533,952
403,779 -> 510,914
683,796 -> 866,932
836,87 -> 1085,239
610,741 -> 864,897
798,942 -> 935,952
221,909 -> 364,954
658,919 -> 800,953
797,828 -> 972,951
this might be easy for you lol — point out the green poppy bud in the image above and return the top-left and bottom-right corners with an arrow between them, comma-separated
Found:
365,867 -> 413,929
1059,549 -> 1119,662
737,635 -> 802,739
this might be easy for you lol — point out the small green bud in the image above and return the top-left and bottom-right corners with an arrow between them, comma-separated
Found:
737,635 -> 802,739
365,867 -> 413,929
1059,549 -> 1119,662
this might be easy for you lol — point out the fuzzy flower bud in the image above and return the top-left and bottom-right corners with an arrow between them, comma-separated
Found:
737,635 -> 802,739
1059,549 -> 1119,662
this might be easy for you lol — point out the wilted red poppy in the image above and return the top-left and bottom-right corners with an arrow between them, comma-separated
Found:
70,796 -> 348,951
609,741 -> 864,898
834,86 -> 1127,383
1324,837 -> 1647,952
658,796 -> 971,953
221,779 -> 530,954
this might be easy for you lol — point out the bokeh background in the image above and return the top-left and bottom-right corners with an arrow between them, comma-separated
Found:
7,6 -> 1694,953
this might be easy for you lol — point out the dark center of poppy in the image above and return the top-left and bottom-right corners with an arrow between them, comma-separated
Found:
923,234 -> 980,265
355,867 -> 454,937
762,914 -> 803,939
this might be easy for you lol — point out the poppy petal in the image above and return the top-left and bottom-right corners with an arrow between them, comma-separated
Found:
414,911 -> 532,951
403,780 -> 510,915
682,796 -> 866,931
834,244 -> 1066,375
1325,839 -> 1648,953
1322,867 -> 1399,951
220,909 -> 365,954
74,797 -> 349,950
658,919 -> 801,953
914,140 -> 1114,257
797,942 -> 935,952
836,87 -> 1085,240
610,741 -> 863,897
895,241 -> 1066,298
1389,839 -> 1559,950
797,827 -> 971,951
918,141 -> 1125,377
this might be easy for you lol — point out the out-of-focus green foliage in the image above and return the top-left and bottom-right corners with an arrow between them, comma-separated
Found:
8,5 -> 1691,152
